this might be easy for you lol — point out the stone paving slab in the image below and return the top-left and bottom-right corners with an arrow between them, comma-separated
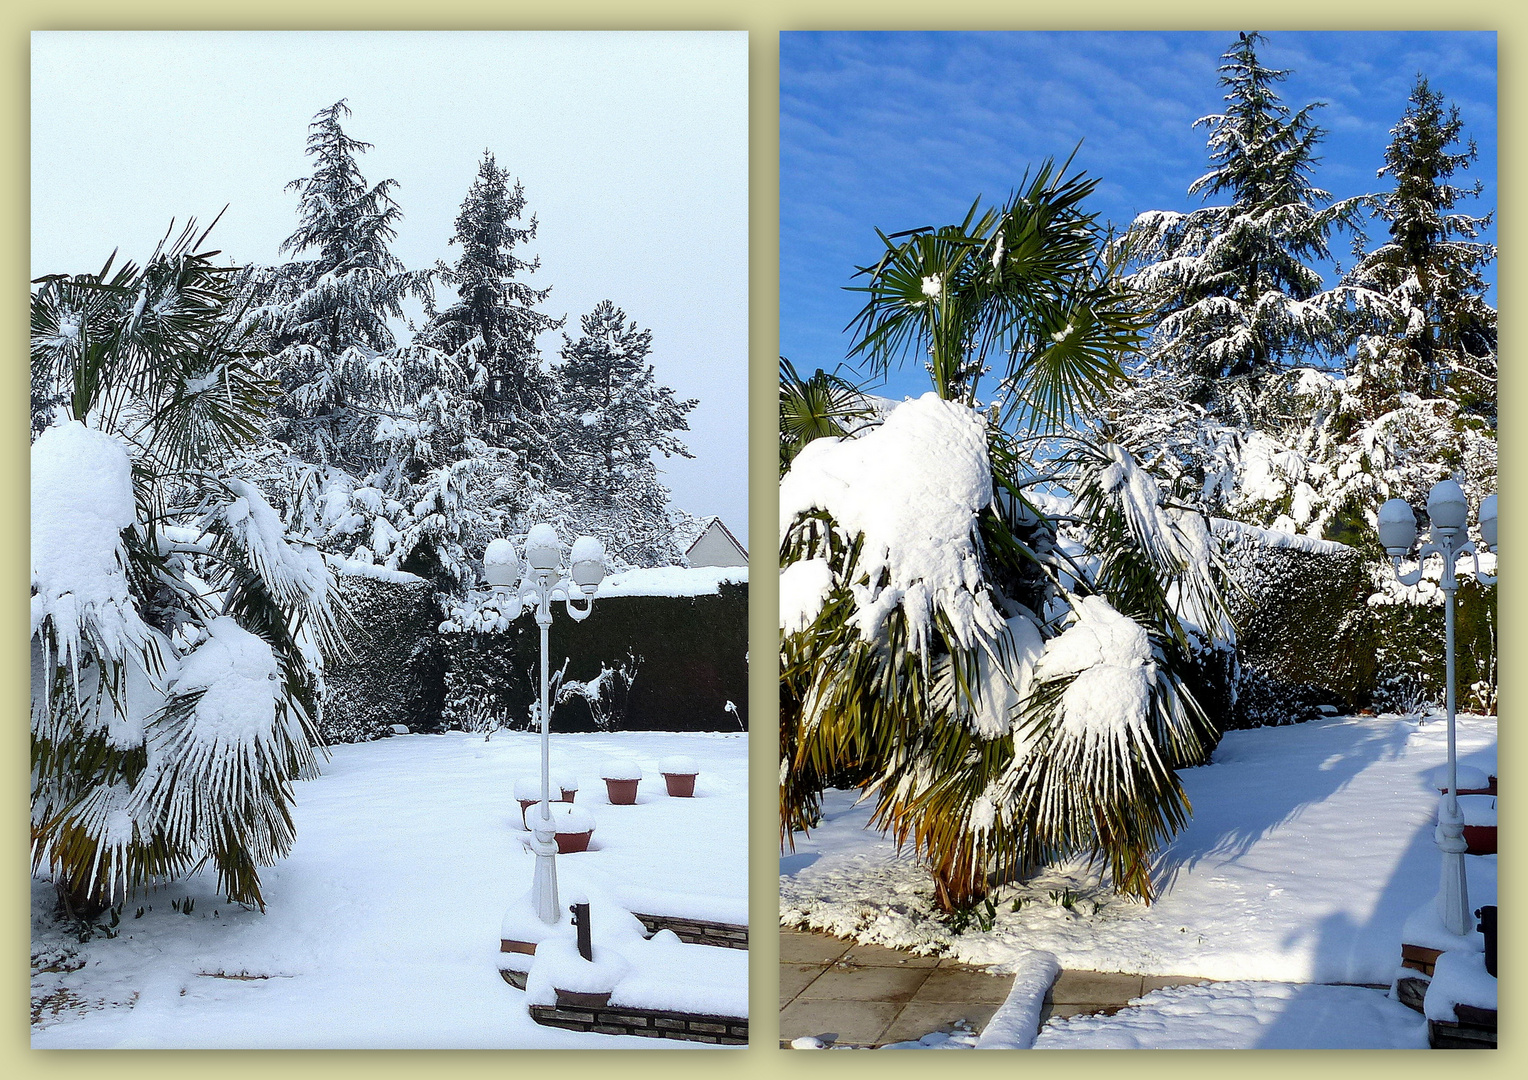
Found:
799,964 -> 933,1004
781,927 -> 1216,1048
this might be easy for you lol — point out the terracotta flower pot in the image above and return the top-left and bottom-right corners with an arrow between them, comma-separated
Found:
560,788 -> 578,803
604,778 -> 639,805
663,772 -> 698,798
518,798 -> 538,828
556,829 -> 594,854
1463,825 -> 1496,854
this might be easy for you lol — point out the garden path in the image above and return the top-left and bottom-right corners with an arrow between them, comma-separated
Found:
778,928 -> 1207,1047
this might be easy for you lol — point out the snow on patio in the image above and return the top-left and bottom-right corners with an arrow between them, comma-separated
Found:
32,729 -> 747,1048
781,713 -> 1497,986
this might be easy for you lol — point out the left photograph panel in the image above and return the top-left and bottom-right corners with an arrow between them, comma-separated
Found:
30,30 -> 749,1048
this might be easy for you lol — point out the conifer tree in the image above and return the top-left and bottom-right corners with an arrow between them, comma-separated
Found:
1122,32 -> 1374,419
240,100 -> 430,473
420,151 -> 563,454
1345,76 -> 1496,420
553,301 -> 696,566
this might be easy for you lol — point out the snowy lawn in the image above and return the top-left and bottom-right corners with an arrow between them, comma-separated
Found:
782,713 -> 1496,986
33,729 -> 747,1048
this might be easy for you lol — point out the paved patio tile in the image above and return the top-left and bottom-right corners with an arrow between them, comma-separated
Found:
780,999 -> 901,1046
780,963 -> 825,1006
779,929 -> 853,965
799,964 -> 933,1004
1049,969 -> 1145,1004
841,942 -> 941,968
913,964 -> 1014,1004
879,1001 -> 1001,1046
1140,974 -> 1211,993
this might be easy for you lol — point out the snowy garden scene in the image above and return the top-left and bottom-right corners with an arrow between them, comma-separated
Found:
30,31 -> 748,1048
779,31 -> 1498,1050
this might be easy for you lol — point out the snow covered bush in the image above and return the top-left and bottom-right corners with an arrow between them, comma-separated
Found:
1105,41 -> 1496,713
781,165 -> 1229,911
30,223 -> 339,917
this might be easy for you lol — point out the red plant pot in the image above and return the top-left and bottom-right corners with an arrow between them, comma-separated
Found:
518,798 -> 539,828
604,778 -> 639,805
1463,825 -> 1496,855
663,772 -> 698,798
560,788 -> 578,803
556,829 -> 594,854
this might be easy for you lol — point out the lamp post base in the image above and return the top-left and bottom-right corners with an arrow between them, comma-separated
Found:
1435,804 -> 1471,937
531,823 -> 560,924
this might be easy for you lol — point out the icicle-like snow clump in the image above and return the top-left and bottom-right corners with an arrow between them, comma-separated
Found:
1034,595 -> 1155,742
31,421 -> 155,671
779,393 -> 1000,656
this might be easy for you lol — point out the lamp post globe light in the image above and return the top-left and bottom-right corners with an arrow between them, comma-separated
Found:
1378,478 -> 1497,938
485,526 -> 607,924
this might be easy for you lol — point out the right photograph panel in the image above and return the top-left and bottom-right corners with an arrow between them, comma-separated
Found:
778,30 -> 1498,1051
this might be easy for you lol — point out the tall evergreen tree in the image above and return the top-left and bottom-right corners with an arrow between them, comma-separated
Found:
419,151 -> 563,454
554,301 -> 696,567
1345,76 -> 1496,419
1122,32 -> 1373,419
240,100 -> 430,473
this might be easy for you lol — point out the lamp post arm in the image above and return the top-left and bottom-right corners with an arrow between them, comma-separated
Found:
1455,540 -> 1496,587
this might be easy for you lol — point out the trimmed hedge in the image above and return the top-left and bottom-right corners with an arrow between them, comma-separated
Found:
442,582 -> 749,733
320,572 -> 445,743
1209,525 -> 1496,729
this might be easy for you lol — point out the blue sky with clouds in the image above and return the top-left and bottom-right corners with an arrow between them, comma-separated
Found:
780,31 -> 1497,402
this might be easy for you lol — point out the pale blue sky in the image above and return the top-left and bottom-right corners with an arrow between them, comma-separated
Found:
781,31 -> 1497,402
33,31 -> 750,537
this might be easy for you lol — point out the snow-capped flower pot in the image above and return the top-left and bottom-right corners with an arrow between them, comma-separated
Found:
1431,764 -> 1493,796
556,773 -> 579,803
600,760 -> 643,804
1459,795 -> 1496,855
660,754 -> 700,797
526,937 -> 629,1011
550,803 -> 597,854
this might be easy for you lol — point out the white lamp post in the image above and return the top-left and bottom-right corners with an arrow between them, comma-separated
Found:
485,526 -> 607,924
1378,479 -> 1497,937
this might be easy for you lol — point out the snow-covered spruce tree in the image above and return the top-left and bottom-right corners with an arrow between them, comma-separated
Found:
31,222 -> 339,919
781,163 -> 1229,912
1345,76 -> 1496,422
418,150 -> 564,459
1119,33 -> 1375,424
240,100 -> 431,473
551,301 -> 697,567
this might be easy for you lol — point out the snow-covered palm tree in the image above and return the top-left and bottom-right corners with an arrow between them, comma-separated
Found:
31,221 -> 340,919
780,162 -> 1229,911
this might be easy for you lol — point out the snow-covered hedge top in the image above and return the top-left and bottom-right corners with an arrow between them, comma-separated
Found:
31,421 -> 155,674
596,565 -> 747,598
779,393 -> 1002,656
325,554 -> 427,585
660,755 -> 699,776
1211,517 -> 1351,557
599,759 -> 643,781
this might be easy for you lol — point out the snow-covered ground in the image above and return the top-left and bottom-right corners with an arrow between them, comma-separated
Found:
782,713 -> 1496,988
33,730 -> 747,1048
1033,982 -> 1428,1049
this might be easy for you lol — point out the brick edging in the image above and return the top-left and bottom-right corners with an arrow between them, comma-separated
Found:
632,913 -> 748,950
530,1002 -> 747,1044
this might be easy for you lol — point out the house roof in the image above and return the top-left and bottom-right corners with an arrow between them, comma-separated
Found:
683,516 -> 748,559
